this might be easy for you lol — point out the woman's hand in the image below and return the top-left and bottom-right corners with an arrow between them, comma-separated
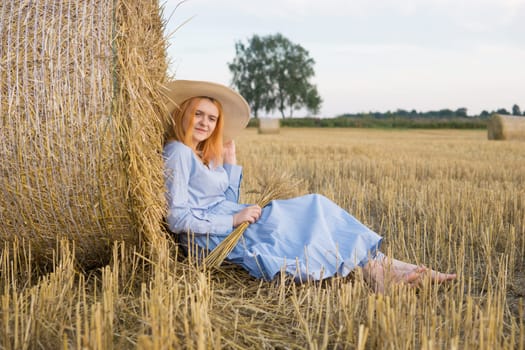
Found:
223,140 -> 237,165
233,205 -> 261,227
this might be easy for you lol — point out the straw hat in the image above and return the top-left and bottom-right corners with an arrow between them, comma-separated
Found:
163,80 -> 251,141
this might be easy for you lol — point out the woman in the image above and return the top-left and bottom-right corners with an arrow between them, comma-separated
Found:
163,80 -> 456,292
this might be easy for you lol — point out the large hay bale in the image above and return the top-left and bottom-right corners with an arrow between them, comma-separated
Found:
487,114 -> 525,141
258,118 -> 280,134
0,0 -> 170,268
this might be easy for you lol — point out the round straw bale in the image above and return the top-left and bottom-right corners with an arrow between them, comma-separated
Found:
487,114 -> 525,141
258,118 -> 281,134
0,0 -> 170,268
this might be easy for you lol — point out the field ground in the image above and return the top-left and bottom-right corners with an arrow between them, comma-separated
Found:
1,128 -> 524,349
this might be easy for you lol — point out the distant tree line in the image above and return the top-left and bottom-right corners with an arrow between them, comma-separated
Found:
248,103 -> 524,129
248,115 -> 488,129
493,103 -> 524,117
338,104 -> 525,119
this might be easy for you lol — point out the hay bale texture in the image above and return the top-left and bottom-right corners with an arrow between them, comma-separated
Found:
258,118 -> 280,134
0,0 -> 170,268
488,114 -> 525,141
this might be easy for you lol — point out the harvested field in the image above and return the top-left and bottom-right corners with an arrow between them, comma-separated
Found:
1,129 -> 523,349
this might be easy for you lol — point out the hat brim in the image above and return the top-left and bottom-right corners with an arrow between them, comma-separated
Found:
162,80 -> 251,142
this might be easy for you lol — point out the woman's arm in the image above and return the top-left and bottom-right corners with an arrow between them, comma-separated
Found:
164,142 -> 233,234
222,164 -> 242,202
223,140 -> 237,165
222,140 -> 243,202
222,141 -> 261,225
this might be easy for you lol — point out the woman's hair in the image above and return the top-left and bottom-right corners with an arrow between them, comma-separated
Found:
165,96 -> 224,166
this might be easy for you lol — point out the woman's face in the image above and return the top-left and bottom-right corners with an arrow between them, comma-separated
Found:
184,98 -> 219,146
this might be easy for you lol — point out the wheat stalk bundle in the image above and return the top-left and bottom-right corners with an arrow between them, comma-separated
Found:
487,114 -> 525,141
203,173 -> 305,269
0,0 -> 170,268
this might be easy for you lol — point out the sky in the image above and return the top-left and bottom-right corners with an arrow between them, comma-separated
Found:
162,0 -> 525,118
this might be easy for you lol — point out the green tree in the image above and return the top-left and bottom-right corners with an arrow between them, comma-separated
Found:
304,86 -> 322,115
227,35 -> 273,118
512,104 -> 521,116
455,107 -> 468,117
228,33 -> 322,118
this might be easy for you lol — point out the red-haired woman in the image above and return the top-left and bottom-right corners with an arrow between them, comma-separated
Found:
163,80 -> 456,293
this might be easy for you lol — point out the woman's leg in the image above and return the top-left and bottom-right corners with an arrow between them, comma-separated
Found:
362,253 -> 456,293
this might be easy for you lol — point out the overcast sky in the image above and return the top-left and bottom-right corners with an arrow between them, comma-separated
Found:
162,0 -> 525,117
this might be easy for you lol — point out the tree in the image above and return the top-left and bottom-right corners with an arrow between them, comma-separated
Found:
512,104 -> 521,116
227,35 -> 273,118
228,33 -> 322,118
304,86 -> 322,115
455,107 -> 468,117
438,109 -> 454,117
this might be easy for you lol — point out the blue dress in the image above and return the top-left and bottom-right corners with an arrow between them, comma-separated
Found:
164,141 -> 383,282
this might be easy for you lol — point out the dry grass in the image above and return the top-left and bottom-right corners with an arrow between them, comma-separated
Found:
1,128 -> 523,349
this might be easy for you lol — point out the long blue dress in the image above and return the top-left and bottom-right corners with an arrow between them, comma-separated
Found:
164,141 -> 383,282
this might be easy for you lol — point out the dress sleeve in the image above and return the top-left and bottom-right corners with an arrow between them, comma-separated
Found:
164,143 -> 233,235
222,163 -> 243,202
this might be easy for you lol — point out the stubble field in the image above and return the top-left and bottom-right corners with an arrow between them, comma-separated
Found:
1,128 -> 523,349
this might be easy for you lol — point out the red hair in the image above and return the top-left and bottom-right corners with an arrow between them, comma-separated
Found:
165,97 -> 224,166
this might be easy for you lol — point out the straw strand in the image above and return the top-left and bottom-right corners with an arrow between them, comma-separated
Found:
203,173 -> 304,269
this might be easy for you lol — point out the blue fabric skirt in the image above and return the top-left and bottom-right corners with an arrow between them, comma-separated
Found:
180,194 -> 383,282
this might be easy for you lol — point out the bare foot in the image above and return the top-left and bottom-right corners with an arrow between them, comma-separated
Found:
362,256 -> 456,293
392,258 -> 456,284
361,258 -> 416,293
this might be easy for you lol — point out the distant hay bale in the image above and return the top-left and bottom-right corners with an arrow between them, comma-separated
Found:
487,114 -> 525,141
258,118 -> 280,134
0,0 -> 170,268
